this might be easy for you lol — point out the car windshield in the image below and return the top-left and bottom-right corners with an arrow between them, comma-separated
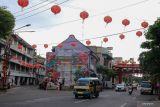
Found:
117,84 -> 124,87
76,80 -> 89,86
141,83 -> 151,88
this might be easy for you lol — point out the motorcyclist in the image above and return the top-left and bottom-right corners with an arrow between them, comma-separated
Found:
128,84 -> 133,95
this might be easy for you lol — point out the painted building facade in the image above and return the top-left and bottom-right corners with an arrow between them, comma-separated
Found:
50,35 -> 99,86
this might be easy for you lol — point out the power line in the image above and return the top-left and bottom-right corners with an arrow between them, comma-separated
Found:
31,0 -> 150,29
16,0 -> 70,21
34,27 -> 145,46
15,0 -> 57,17
13,0 -> 50,14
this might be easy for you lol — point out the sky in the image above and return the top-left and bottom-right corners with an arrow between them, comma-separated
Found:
1,0 -> 160,63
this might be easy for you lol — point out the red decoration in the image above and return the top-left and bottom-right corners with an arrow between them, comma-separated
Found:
80,11 -> 89,21
51,5 -> 61,14
18,0 -> 29,8
79,52 -> 88,63
122,19 -> 130,26
44,44 -> 48,48
119,34 -> 125,40
70,42 -> 77,47
104,16 -> 112,24
136,31 -> 143,37
141,21 -> 148,28
57,43 -> 63,48
18,44 -> 22,50
86,40 -> 91,46
103,37 -> 108,43
32,44 -> 37,49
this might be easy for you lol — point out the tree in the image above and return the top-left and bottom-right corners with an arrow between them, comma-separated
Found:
0,7 -> 15,39
138,18 -> 160,82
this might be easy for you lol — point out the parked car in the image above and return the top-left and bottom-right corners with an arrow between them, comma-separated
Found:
140,81 -> 152,95
115,84 -> 127,92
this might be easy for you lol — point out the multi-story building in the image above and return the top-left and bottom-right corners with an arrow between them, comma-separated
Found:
0,34 -> 39,87
88,46 -> 114,88
50,35 -> 99,86
88,46 -> 113,69
34,55 -> 45,84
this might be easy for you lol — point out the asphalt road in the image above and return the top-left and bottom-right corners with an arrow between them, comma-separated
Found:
0,86 -> 159,107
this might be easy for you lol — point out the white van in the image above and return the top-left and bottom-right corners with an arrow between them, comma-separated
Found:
140,81 -> 152,94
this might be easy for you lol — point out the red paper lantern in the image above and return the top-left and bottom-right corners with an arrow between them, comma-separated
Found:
80,11 -> 89,21
136,31 -> 143,37
32,44 -> 37,49
18,0 -> 29,8
86,40 -> 91,46
141,21 -> 148,28
44,44 -> 48,48
70,42 -> 77,47
104,16 -> 112,24
18,44 -> 22,50
57,43 -> 63,48
122,19 -> 130,26
103,37 -> 108,43
51,5 -> 61,14
119,34 -> 125,40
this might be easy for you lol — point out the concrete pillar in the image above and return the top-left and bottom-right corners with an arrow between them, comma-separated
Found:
27,77 -> 29,85
118,71 -> 122,84
17,77 -> 20,86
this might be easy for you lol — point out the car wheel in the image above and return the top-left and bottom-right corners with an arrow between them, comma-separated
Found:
75,94 -> 78,99
95,92 -> 99,98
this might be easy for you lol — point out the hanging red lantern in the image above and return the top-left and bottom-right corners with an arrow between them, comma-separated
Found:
57,43 -> 63,48
18,44 -> 22,50
104,16 -> 112,24
141,21 -> 148,28
32,44 -> 37,49
51,5 -> 61,14
80,11 -> 89,21
86,40 -> 91,46
122,19 -> 130,26
103,37 -> 108,43
119,34 -> 125,40
44,44 -> 48,48
70,42 -> 77,47
18,0 -> 29,8
136,31 -> 143,37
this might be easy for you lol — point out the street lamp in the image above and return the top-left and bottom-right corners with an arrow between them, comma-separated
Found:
13,24 -> 31,31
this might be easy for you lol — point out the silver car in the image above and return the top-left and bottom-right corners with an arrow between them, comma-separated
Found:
115,84 -> 127,92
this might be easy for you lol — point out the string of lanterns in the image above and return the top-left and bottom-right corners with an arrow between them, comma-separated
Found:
17,0 -> 149,48
11,56 -> 44,68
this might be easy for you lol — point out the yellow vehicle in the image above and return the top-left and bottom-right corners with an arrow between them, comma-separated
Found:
73,77 -> 102,99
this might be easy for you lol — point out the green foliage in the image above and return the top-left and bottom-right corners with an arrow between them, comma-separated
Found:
0,7 -> 15,39
96,65 -> 117,77
74,69 -> 83,82
139,18 -> 160,81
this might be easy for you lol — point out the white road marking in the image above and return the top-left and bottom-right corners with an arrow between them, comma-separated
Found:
120,103 -> 127,107
74,99 -> 89,104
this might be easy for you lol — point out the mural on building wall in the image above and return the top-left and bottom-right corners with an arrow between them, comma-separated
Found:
46,52 -> 60,81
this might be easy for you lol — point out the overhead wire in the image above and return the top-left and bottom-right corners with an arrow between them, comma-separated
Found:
13,0 -> 50,14
15,0 -> 58,17
16,0 -> 70,21
29,0 -> 150,29
34,27 -> 145,46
